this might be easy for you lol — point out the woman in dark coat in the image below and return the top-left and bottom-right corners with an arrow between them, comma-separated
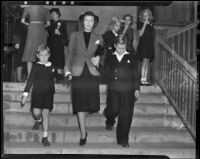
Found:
47,8 -> 67,79
64,11 -> 103,146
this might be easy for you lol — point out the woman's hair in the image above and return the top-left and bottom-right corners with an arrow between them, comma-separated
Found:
123,14 -> 133,26
114,35 -> 126,46
36,44 -> 50,54
79,15 -> 99,29
106,17 -> 122,31
139,8 -> 154,22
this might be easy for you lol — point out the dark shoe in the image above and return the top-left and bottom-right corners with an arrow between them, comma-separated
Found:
79,132 -> 87,146
106,124 -> 113,131
41,137 -> 50,146
118,143 -> 130,147
32,120 -> 42,130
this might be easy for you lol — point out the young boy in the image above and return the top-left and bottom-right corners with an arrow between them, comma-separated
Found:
21,45 -> 58,146
102,37 -> 140,147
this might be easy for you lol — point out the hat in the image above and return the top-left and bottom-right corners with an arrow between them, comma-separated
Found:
50,8 -> 61,17
79,11 -> 99,24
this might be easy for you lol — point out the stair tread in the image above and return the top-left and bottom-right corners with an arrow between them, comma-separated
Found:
4,141 -> 195,148
4,124 -> 188,132
4,111 -> 177,117
4,124 -> 188,131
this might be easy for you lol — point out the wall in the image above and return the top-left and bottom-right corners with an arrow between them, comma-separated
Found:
42,6 -> 137,34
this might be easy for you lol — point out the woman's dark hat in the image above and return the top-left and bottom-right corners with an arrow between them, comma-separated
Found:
79,11 -> 99,23
50,8 -> 61,17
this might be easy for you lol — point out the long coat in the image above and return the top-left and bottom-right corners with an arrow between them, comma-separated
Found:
65,31 -> 103,76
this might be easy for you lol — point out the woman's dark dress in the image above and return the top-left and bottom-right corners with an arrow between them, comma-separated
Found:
47,20 -> 67,69
137,21 -> 155,62
72,31 -> 100,113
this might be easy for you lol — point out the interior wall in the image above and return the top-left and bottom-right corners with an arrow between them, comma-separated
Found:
44,6 -> 137,34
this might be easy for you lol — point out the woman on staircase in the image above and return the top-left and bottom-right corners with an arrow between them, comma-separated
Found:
64,11 -> 104,146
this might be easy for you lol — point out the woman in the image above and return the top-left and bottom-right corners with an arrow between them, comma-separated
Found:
64,11 -> 103,146
47,8 -> 67,82
120,14 -> 139,54
21,5 -> 51,78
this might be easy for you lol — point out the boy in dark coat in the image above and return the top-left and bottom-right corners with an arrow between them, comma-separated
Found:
101,36 -> 140,147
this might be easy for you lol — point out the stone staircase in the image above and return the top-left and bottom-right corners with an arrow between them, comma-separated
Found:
3,82 -> 196,158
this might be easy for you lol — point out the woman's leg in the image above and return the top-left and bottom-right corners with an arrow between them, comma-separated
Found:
77,112 -> 87,139
27,61 -> 33,78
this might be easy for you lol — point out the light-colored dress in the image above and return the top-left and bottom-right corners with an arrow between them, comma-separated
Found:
22,5 -> 51,62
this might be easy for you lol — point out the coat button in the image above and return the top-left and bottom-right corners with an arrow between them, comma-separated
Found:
115,69 -> 118,72
114,77 -> 118,80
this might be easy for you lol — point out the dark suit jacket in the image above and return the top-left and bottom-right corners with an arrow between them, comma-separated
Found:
65,31 -> 103,76
101,52 -> 140,92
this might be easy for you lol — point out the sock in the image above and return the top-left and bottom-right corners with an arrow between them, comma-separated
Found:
36,118 -> 42,122
43,132 -> 48,137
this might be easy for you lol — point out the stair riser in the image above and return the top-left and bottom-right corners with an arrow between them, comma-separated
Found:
4,113 -> 181,128
3,102 -> 176,115
4,129 -> 194,143
3,83 -> 162,94
3,144 -> 195,158
3,92 -> 166,104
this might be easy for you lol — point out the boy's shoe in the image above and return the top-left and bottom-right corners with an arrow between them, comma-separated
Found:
118,142 -> 130,147
106,124 -> 113,131
41,137 -> 50,146
32,121 -> 42,130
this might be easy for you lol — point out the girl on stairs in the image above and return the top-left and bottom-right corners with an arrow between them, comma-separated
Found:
21,44 -> 58,146
137,8 -> 155,85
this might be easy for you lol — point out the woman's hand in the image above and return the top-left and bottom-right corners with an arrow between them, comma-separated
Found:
55,29 -> 61,35
91,56 -> 100,67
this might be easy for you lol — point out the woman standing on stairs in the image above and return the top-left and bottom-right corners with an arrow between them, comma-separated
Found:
64,11 -> 104,146
137,8 -> 155,85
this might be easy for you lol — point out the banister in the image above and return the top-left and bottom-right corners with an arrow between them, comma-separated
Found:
158,37 -> 197,79
166,21 -> 199,38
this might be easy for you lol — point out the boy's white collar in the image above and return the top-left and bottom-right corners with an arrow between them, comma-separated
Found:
113,50 -> 130,56
37,61 -> 52,67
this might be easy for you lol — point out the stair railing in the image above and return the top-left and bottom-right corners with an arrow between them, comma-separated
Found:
154,35 -> 197,141
165,21 -> 198,65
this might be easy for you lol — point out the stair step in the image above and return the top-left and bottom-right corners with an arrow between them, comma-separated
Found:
3,83 -> 163,94
4,112 -> 183,128
4,125 -> 194,144
4,142 -> 195,158
3,91 -> 167,104
3,101 -> 176,115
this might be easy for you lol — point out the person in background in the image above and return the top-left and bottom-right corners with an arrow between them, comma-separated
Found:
21,45 -> 59,147
47,8 -> 67,82
137,8 -> 155,85
21,5 -> 51,79
13,6 -> 27,82
101,36 -> 140,147
64,11 -> 103,146
120,14 -> 139,54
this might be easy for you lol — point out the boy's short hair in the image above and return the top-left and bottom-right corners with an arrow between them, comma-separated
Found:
114,35 -> 126,46
37,44 -> 50,54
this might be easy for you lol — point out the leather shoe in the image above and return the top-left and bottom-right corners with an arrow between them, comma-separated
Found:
41,137 -> 50,146
118,143 -> 130,147
79,132 -> 87,146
